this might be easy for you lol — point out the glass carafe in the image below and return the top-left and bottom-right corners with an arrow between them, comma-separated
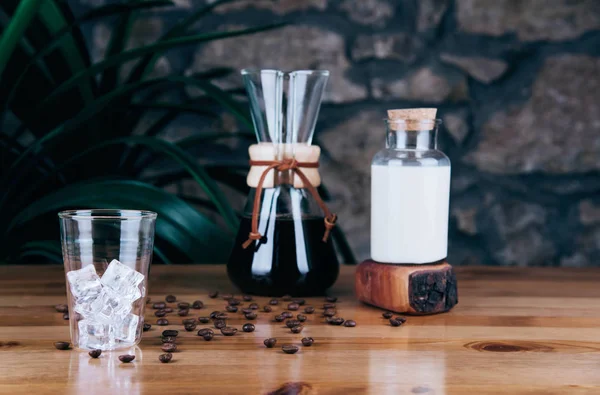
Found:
227,69 -> 339,296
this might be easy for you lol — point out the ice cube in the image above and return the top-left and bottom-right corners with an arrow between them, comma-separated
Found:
100,259 -> 145,301
113,314 -> 140,344
78,319 -> 113,350
90,288 -> 132,324
66,264 -> 103,305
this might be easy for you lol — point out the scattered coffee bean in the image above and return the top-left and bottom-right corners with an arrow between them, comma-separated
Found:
162,330 -> 178,337
184,323 -> 197,332
287,303 -> 299,311
182,318 -> 196,325
264,338 -> 277,348
161,343 -> 177,353
177,309 -> 189,317
245,312 -> 257,320
226,305 -> 238,313
282,344 -> 299,354
165,295 -> 176,303
221,293 -> 233,300
243,295 -> 252,301
274,315 -> 285,322
344,320 -> 356,327
192,300 -> 204,309
282,295 -> 292,301
88,349 -> 102,358
209,291 -> 219,299
118,355 -> 135,363
328,317 -> 345,326
143,323 -> 152,332
159,353 -> 172,363
389,319 -> 403,327
241,308 -> 253,314
153,302 -> 166,309
326,296 -> 338,303
198,317 -> 210,324
249,303 -> 259,310
209,311 -> 220,319
292,299 -> 305,306
286,320 -> 300,328
263,306 -> 272,313
214,319 -> 226,329
161,336 -> 176,344
177,302 -> 190,309
197,328 -> 213,337
304,306 -> 315,314
382,312 -> 393,319
62,312 -> 69,320
220,327 -> 237,336
395,317 -> 407,324
282,311 -> 293,319
54,341 -> 70,350
164,307 -> 173,313
215,313 -> 228,320
203,332 -> 214,341
228,299 -> 241,306
290,325 -> 303,334
55,304 -> 68,313
155,310 -> 167,317
157,318 -> 169,326
323,309 -> 336,317
323,303 -> 336,309
242,323 -> 255,332
269,299 -> 279,305
297,314 -> 307,322
301,337 -> 314,347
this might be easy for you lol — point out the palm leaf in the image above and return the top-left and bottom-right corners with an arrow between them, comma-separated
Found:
99,5 -> 135,92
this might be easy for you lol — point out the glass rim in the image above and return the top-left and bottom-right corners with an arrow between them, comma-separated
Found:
241,68 -> 330,77
58,209 -> 157,220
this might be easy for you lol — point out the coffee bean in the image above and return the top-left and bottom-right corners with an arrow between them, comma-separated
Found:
297,314 -> 307,322
215,313 -> 228,320
282,345 -> 299,354
245,312 -> 257,320
146,297 -> 151,304
323,303 -> 336,309
286,320 -> 300,328
241,308 -> 253,314
228,299 -> 241,306
55,304 -> 68,313
155,310 -> 167,317
209,311 -> 220,319
264,338 -> 277,348
221,293 -> 233,300
161,343 -> 177,353
153,302 -> 166,309
269,299 -> 279,305
182,318 -> 196,325
344,320 -> 356,327
203,332 -> 214,341
198,317 -> 210,323
274,315 -> 285,322
164,307 -> 173,313
323,309 -> 336,317
177,302 -> 190,309
220,327 -> 237,336
214,319 -> 226,329
304,306 -> 315,314
184,323 -> 197,332
192,300 -> 204,309
328,317 -> 344,326
389,319 -> 403,327
287,303 -> 299,311
292,299 -> 305,306
88,349 -> 102,358
118,355 -> 135,363
165,295 -> 176,303
249,303 -> 259,310
282,295 -> 292,301
197,328 -> 213,337
54,341 -> 70,350
209,291 -> 219,299
161,336 -> 176,344
242,323 -> 255,332
62,312 -> 69,320
162,330 -> 178,337
382,312 -> 393,319
281,311 -> 293,319
177,309 -> 189,317
243,295 -> 252,301
395,317 -> 407,323
143,323 -> 152,332
263,306 -> 272,313
226,305 -> 238,313
301,337 -> 314,347
159,353 -> 172,363
290,325 -> 303,334
157,318 -> 169,326
326,296 -> 338,303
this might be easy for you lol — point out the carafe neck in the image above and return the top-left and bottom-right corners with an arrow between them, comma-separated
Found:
385,119 -> 440,150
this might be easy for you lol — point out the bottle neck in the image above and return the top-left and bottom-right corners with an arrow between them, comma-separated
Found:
386,129 -> 437,150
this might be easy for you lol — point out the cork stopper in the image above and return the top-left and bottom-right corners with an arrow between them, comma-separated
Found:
387,108 -> 437,131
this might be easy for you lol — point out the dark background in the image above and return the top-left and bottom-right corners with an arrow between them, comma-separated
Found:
68,0 -> 600,266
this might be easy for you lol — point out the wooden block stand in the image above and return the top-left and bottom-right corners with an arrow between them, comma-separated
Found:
355,259 -> 458,315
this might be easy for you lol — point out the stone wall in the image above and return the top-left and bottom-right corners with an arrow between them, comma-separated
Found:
74,0 -> 600,266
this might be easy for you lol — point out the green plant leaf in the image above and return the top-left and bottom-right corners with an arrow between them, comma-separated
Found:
99,4 -> 135,92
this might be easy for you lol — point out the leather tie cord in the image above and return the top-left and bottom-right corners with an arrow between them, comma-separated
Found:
242,158 -> 337,249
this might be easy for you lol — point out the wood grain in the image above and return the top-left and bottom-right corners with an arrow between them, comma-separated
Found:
0,265 -> 599,395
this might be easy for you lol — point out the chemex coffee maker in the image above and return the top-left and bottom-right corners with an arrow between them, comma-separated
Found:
355,108 -> 458,314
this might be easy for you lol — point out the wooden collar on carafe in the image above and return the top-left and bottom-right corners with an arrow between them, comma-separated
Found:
242,143 -> 337,249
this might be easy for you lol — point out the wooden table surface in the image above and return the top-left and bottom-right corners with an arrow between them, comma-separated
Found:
1,265 -> 600,395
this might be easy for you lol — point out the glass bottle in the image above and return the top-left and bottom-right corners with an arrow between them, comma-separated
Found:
371,116 -> 451,264
227,69 -> 339,296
